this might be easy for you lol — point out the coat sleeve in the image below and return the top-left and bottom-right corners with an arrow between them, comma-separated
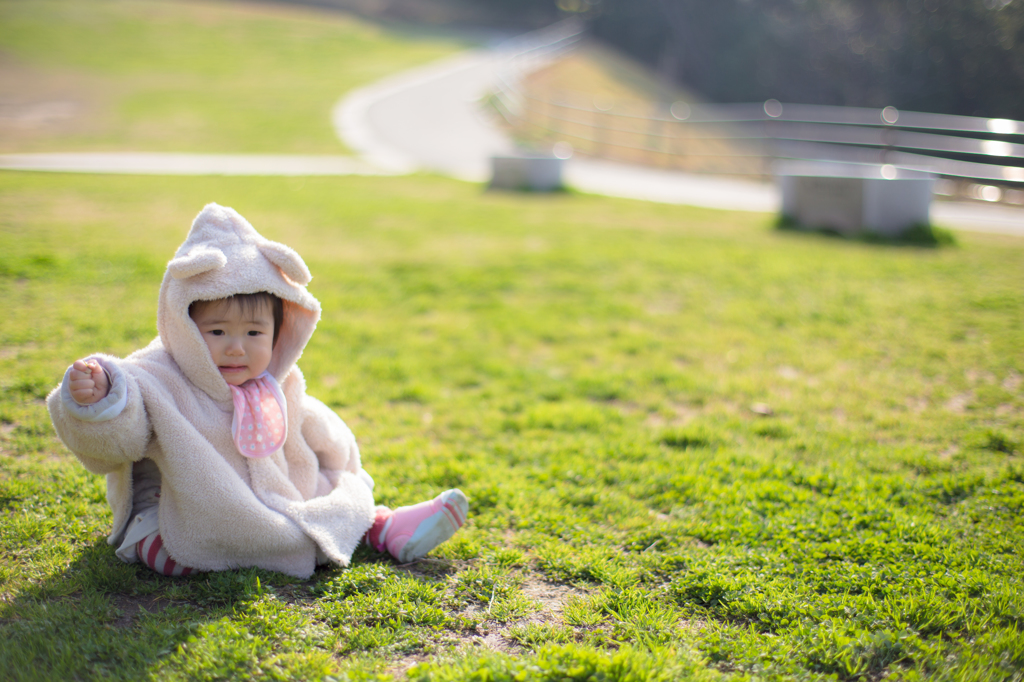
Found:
299,394 -> 362,476
46,355 -> 151,474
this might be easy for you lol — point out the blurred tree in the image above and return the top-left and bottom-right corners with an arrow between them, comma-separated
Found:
586,0 -> 1024,119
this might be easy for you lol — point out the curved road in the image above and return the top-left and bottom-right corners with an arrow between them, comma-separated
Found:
333,37 -> 1023,236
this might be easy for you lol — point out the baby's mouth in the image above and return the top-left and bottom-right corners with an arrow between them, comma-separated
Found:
219,365 -> 247,373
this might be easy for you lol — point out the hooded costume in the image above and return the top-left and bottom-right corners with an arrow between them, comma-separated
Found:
47,203 -> 375,579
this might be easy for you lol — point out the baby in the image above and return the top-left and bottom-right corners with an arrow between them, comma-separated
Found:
48,204 -> 468,578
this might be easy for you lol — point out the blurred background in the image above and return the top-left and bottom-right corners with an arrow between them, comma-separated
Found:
302,0 -> 1024,208
2,0 -> 1022,209
290,0 -> 1024,119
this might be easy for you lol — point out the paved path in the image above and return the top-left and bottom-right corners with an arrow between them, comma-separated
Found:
565,158 -> 1024,236
334,43 -> 1023,236
0,152 -> 389,176
563,158 -> 780,213
1,31 -> 1020,236
930,201 -> 1024,237
331,21 -> 579,179
332,50 -> 516,180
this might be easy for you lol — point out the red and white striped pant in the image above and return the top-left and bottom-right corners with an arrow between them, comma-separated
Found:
137,532 -> 194,577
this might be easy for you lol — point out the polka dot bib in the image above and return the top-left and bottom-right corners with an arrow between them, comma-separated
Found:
229,372 -> 287,458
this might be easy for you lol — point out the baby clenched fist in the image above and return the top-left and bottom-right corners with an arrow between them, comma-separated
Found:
69,359 -> 110,405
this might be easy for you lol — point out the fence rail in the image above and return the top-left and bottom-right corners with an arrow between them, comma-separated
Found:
491,66 -> 1024,203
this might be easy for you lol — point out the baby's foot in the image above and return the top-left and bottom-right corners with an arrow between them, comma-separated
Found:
372,489 -> 468,563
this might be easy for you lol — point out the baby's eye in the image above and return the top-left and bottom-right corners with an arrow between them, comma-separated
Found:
247,330 -> 262,337
210,329 -> 224,336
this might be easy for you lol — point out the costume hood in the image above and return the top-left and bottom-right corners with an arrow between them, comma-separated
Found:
157,203 -> 321,404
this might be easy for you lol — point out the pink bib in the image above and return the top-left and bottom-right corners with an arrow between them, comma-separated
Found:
229,372 -> 287,458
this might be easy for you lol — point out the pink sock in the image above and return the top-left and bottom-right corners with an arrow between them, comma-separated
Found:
367,489 -> 468,563
366,506 -> 394,553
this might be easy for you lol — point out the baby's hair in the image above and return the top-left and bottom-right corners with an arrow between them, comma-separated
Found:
189,292 -> 285,346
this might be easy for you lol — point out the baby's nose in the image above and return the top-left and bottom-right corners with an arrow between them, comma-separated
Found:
226,339 -> 245,355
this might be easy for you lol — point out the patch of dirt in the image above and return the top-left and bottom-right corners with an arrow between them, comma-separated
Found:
1003,371 -> 1022,392
469,577 -> 589,656
0,99 -> 79,128
291,0 -> 533,29
395,556 -> 465,579
995,403 -> 1015,417
965,369 -> 996,385
645,296 -> 680,315
388,571 -> 592,680
644,401 -> 701,429
777,366 -> 801,381
905,397 -> 928,414
0,52 -> 105,151
519,576 -> 583,624
945,392 -> 972,414
0,344 -> 37,361
387,654 -> 434,679
110,594 -> 168,628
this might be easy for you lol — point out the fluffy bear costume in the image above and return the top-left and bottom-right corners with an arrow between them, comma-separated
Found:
47,203 -> 375,578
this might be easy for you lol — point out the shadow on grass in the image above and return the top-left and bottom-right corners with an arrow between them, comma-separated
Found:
774,215 -> 957,248
0,534 -> 361,681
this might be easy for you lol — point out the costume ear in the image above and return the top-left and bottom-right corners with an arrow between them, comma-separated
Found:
167,245 -> 228,280
258,241 -> 312,285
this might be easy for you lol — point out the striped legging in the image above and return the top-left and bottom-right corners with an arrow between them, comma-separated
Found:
137,532 -> 194,577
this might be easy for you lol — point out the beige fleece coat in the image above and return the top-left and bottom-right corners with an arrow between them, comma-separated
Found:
47,203 -> 375,578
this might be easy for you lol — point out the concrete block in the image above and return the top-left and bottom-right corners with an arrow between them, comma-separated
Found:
490,154 -> 564,191
776,161 -> 935,236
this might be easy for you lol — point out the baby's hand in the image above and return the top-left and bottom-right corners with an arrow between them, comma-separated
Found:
69,359 -> 110,405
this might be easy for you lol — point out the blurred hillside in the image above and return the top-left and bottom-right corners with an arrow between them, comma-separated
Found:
281,0 -> 1024,120
501,41 -> 761,176
0,0 -> 463,153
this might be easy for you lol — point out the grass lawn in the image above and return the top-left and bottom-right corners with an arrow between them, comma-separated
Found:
2,0 -> 1024,680
0,0 -> 465,154
1,170 -> 1022,681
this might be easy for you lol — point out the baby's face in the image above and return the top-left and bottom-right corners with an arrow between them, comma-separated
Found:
191,298 -> 275,386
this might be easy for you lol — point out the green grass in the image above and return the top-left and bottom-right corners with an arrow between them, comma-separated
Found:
0,0 -> 465,153
1,171 -> 1022,680
2,0 -> 1023,679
